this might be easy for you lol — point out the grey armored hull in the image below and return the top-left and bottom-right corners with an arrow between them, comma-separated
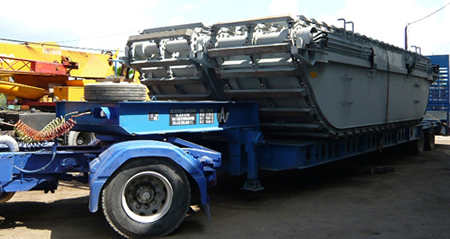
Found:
124,15 -> 437,138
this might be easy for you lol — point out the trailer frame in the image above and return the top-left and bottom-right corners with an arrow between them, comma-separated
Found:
0,100 -> 442,237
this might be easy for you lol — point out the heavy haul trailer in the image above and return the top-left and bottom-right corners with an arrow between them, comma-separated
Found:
0,100 -> 440,238
0,14 -> 441,238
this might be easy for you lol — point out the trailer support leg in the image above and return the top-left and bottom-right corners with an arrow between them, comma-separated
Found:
242,131 -> 265,191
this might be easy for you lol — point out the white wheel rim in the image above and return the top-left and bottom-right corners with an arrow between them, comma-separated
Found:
122,171 -> 173,223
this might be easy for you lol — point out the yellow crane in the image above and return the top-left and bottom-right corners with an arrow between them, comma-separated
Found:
0,41 -> 118,103
0,40 -> 121,145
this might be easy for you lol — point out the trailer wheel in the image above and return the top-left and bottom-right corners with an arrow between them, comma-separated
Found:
424,131 -> 435,151
0,192 -> 15,203
84,82 -> 147,101
102,158 -> 190,238
408,134 -> 425,154
67,131 -> 96,146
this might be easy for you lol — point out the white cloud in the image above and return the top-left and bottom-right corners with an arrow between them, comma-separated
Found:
0,0 -> 162,51
1,0 -> 448,55
316,0 -> 450,55
181,4 -> 195,11
169,16 -> 185,25
407,3 -> 450,55
269,0 -> 299,15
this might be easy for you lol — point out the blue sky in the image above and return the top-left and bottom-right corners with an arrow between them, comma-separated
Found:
1,0 -> 449,55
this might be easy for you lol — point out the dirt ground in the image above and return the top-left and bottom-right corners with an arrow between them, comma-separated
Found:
1,137 -> 450,239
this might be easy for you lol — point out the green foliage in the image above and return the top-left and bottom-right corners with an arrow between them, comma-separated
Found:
0,93 -> 7,109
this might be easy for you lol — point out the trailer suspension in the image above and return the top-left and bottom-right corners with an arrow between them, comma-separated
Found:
1,111 -> 90,143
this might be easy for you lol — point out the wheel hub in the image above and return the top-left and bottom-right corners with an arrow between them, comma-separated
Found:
122,171 -> 173,223
136,185 -> 155,203
76,136 -> 85,145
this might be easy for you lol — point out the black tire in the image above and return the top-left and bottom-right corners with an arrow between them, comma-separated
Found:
67,131 -> 96,146
424,131 -> 435,151
102,158 -> 190,238
84,82 -> 147,101
0,192 -> 15,203
408,134 -> 425,154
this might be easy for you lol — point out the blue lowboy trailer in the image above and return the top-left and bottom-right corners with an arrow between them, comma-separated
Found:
0,100 -> 442,238
1,14 -> 448,238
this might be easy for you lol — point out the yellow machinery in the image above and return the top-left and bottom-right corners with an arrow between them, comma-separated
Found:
0,41 -> 122,145
0,41 -> 116,79
0,40 -> 149,145
0,41 -> 148,103
0,41 -> 117,102
0,81 -> 49,100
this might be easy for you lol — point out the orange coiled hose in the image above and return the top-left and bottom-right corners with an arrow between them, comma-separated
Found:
1,111 -> 90,143
14,118 -> 76,142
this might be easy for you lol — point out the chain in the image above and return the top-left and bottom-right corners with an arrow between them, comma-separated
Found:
385,49 -> 390,124
380,49 -> 391,152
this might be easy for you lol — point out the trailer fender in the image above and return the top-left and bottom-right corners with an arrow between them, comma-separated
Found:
88,140 -> 209,216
